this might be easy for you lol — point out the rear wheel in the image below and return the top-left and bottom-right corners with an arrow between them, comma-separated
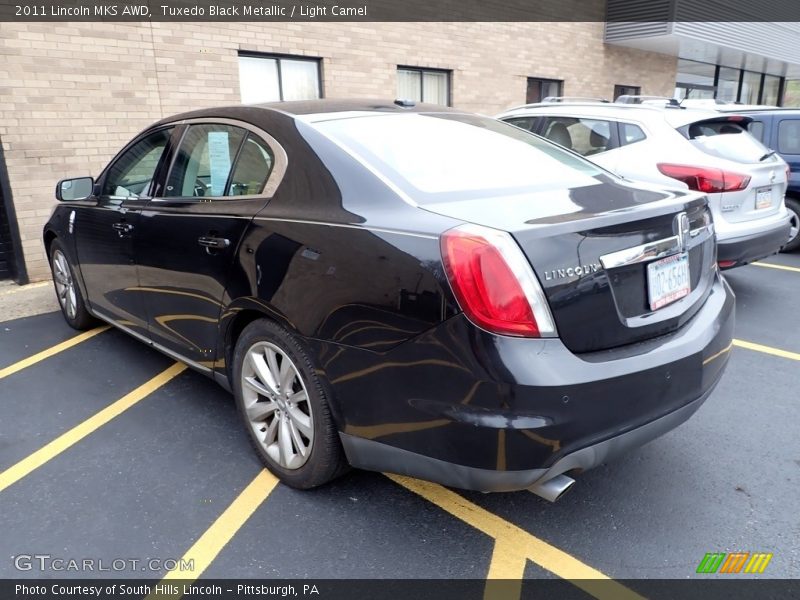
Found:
49,239 -> 96,330
782,197 -> 800,252
232,319 -> 348,489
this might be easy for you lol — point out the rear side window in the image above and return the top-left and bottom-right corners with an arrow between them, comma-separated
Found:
166,124 -> 247,197
778,120 -> 800,154
228,135 -> 274,195
620,123 -> 646,146
503,117 -> 536,132
541,117 -> 615,156
747,120 -> 765,143
686,119 -> 772,163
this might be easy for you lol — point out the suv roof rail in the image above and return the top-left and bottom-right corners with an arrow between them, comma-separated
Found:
542,96 -> 610,103
615,95 -> 684,107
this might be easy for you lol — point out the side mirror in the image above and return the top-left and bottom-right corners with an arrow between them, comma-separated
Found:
56,177 -> 94,201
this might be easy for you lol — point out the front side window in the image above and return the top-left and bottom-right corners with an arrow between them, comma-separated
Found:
102,128 -> 172,198
397,67 -> 450,106
541,117 -> 615,156
238,54 -> 321,103
166,124 -> 246,197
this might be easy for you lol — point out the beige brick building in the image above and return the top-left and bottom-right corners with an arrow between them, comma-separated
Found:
0,21 -> 680,283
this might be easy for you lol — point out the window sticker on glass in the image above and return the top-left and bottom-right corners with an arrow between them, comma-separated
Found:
208,131 -> 232,196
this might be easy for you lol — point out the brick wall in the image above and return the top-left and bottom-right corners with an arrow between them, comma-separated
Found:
0,21 -> 677,281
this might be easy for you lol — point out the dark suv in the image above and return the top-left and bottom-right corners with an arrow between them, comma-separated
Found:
735,108 -> 800,251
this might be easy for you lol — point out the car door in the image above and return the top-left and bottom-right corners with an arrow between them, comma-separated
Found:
134,120 -> 283,367
74,127 -> 174,332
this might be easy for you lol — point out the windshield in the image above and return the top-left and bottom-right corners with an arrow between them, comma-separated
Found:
313,113 -> 606,204
687,120 -> 773,163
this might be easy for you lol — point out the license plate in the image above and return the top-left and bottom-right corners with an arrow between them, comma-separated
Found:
647,253 -> 690,311
755,186 -> 772,210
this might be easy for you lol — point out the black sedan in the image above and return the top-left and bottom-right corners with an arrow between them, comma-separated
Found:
43,100 -> 734,500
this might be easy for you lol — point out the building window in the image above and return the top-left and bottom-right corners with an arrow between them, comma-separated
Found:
526,77 -> 562,103
614,85 -> 641,100
238,53 -> 321,104
397,67 -> 450,106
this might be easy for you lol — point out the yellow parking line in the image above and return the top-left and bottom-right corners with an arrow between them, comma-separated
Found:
148,470 -> 279,599
0,281 -> 50,296
0,326 -> 110,380
388,474 -> 645,600
733,339 -> 800,361
0,362 -> 186,493
753,261 -> 800,273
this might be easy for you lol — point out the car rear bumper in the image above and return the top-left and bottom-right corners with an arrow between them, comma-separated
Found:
333,273 -> 735,492
717,214 -> 791,268
341,383 -> 714,492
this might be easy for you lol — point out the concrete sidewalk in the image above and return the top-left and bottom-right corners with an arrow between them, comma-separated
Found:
0,280 -> 59,323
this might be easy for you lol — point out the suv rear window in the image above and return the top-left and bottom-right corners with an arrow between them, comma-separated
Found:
314,113 -> 604,204
685,119 -> 772,163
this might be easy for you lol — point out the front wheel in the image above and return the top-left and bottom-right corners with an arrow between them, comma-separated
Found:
782,197 -> 800,252
232,319 -> 348,489
49,239 -> 96,330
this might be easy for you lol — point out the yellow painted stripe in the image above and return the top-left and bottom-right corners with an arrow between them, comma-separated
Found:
485,540 -> 526,600
0,326 -> 110,380
387,474 -> 645,600
753,261 -> 800,273
0,362 -> 186,493
733,339 -> 800,361
149,470 -> 279,599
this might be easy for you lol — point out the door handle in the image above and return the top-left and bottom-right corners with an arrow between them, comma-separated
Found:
112,222 -> 134,234
197,236 -> 230,250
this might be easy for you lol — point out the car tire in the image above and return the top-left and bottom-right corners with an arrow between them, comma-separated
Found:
782,197 -> 800,252
232,319 -> 349,489
49,239 -> 96,330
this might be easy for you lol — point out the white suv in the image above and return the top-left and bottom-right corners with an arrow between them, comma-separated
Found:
496,101 -> 792,268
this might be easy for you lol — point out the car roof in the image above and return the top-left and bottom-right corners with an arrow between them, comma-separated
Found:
155,99 -> 461,127
496,102 -> 742,129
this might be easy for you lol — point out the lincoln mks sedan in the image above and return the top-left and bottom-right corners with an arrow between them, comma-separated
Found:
44,100 -> 734,500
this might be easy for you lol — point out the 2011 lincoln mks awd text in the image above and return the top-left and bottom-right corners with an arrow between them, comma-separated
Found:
44,100 -> 734,501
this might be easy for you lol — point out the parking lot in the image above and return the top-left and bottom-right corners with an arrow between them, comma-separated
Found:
1,254 -> 798,597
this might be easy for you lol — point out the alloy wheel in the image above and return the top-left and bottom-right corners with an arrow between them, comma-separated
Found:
52,250 -> 77,320
241,341 -> 314,470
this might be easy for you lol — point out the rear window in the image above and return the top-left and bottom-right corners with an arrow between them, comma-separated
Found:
686,119 -> 772,163
314,113 -> 604,204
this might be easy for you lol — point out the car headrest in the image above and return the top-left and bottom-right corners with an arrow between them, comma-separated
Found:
546,122 -> 572,149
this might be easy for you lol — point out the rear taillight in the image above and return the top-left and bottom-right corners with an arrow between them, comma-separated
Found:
657,163 -> 751,193
440,224 -> 556,337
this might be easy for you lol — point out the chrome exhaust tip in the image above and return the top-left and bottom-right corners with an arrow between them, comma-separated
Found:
528,474 -> 575,502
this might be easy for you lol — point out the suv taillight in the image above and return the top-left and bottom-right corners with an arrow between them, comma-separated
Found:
440,224 -> 556,337
657,163 -> 751,193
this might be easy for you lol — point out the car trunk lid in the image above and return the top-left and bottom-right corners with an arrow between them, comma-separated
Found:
424,176 -> 716,353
